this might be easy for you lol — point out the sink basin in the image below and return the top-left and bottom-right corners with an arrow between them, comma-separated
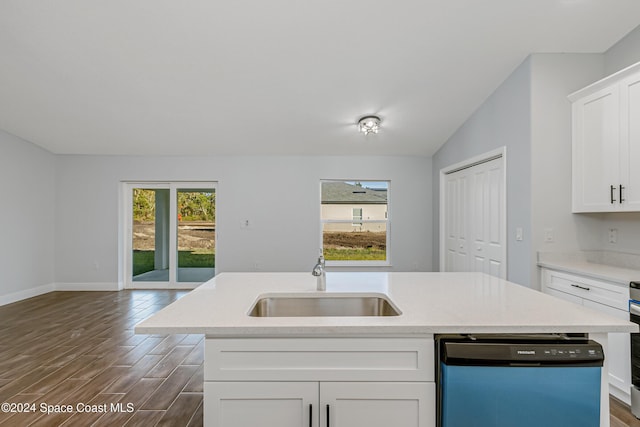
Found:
248,294 -> 401,317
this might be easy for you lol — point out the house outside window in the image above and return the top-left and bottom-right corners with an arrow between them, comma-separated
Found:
320,180 -> 389,265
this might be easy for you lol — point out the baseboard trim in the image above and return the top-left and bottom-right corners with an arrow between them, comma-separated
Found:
55,282 -> 121,291
611,383 -> 631,406
0,283 -> 55,307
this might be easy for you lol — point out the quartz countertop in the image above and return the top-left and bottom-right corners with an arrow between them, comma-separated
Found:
134,272 -> 637,336
538,252 -> 640,286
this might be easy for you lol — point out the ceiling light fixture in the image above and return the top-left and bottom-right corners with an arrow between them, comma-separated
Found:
358,115 -> 381,135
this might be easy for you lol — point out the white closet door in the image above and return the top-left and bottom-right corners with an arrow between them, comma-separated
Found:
444,171 -> 469,272
469,157 -> 505,278
443,156 -> 505,279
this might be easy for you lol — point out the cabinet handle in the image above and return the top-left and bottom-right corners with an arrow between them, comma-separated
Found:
326,404 -> 330,427
309,404 -> 312,427
620,185 -> 625,203
571,283 -> 590,291
610,185 -> 617,204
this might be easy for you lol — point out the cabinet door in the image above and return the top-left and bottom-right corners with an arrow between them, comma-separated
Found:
582,299 -> 631,401
320,382 -> 435,427
204,382 -> 318,427
620,71 -> 640,211
572,85 -> 621,212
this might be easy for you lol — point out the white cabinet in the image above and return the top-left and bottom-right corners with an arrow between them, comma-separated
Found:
570,62 -> 640,212
205,382 -> 317,427
322,382 -> 432,427
619,72 -> 640,210
206,381 -> 434,427
541,268 -> 631,404
204,337 -> 436,427
571,85 -> 620,212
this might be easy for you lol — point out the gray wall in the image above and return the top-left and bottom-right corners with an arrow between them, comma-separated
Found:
54,155 -> 433,288
2,24 -> 638,301
0,131 -> 56,303
605,25 -> 640,76
529,53 -> 607,288
432,23 -> 640,289
432,57 -> 532,286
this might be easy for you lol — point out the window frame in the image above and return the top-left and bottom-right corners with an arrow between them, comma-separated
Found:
319,180 -> 391,267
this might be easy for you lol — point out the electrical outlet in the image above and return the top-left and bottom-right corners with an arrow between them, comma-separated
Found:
544,228 -> 554,243
240,219 -> 251,229
608,228 -> 618,244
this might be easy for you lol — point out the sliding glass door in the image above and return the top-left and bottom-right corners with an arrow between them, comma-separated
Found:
124,182 -> 216,289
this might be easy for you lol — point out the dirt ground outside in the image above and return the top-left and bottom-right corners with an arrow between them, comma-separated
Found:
134,223 -> 384,252
323,231 -> 386,250
133,222 -> 215,251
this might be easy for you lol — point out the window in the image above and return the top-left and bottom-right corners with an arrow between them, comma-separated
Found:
352,208 -> 363,227
320,180 -> 389,265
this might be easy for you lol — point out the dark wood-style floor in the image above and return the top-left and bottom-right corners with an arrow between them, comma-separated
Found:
0,290 -> 640,427
0,290 -> 203,426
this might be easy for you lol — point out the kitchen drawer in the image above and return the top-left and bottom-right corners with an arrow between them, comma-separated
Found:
546,270 -> 628,311
205,337 -> 434,382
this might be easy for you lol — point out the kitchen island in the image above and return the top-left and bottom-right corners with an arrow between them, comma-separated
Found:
135,272 -> 638,427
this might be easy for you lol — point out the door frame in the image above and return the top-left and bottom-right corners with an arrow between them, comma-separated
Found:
120,181 -> 217,289
439,147 -> 507,278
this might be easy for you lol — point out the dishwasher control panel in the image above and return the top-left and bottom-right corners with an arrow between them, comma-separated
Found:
510,343 -> 603,361
440,339 -> 604,366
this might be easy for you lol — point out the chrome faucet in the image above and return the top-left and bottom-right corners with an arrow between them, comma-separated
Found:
312,255 -> 326,291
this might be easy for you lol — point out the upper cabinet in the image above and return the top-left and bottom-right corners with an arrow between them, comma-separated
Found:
570,62 -> 640,212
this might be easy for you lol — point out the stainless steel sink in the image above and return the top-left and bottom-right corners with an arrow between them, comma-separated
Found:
248,294 -> 401,317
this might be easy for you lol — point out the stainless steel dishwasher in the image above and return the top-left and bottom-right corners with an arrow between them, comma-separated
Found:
436,334 -> 604,427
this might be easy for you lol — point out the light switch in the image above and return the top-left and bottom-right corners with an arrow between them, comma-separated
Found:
515,227 -> 523,241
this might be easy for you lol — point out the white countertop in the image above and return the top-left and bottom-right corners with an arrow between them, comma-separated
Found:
134,272 -> 638,336
538,259 -> 639,286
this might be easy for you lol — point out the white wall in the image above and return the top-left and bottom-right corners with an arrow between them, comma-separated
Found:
432,57 -> 532,286
0,131 -> 56,303
54,155 -> 433,288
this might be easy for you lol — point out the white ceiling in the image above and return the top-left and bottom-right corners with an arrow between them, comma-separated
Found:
1,1 -> 640,157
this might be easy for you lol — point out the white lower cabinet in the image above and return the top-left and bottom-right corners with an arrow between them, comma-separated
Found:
541,268 -> 631,404
205,381 -> 434,427
203,337 -> 436,427
205,382 -> 317,427
322,382 -> 433,427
